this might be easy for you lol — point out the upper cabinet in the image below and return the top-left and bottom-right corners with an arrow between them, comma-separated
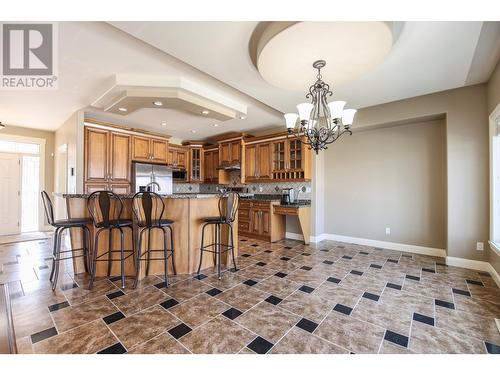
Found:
132,135 -> 168,164
188,147 -> 203,182
219,140 -> 241,166
168,146 -> 188,169
245,142 -> 272,181
272,137 -> 311,180
203,147 -> 219,183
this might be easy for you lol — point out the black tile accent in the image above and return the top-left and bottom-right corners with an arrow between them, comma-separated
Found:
333,304 -> 353,315
422,268 -> 436,273
240,239 -> 247,242
299,285 -> 314,294
296,318 -> 319,333
478,271 -> 492,277
3,261 -> 18,266
485,342 -> 500,354
229,267 -> 239,273
413,312 -> 435,326
31,327 -> 58,344
401,254 -> 412,258
103,311 -> 125,325
168,323 -> 192,339
106,290 -> 125,300
342,255 -> 352,260
323,260 -> 334,265
193,274 -> 207,280
374,247 -> 383,251
359,251 -> 369,255
247,336 -> 273,354
48,301 -> 70,312
60,282 -> 79,291
206,288 -> 223,296
108,276 -> 122,282
386,282 -> 402,290
265,295 -> 282,305
387,259 -> 398,263
320,249 -> 330,253
154,281 -> 169,289
405,274 -> 420,281
300,266 -> 312,271
256,262 -> 267,267
241,254 -> 251,258
280,256 -> 291,261
350,270 -> 363,276
222,307 -> 243,320
370,264 -> 382,269
243,279 -> 258,286
251,244 -> 259,247
436,262 -> 447,267
301,253 -> 311,256
284,246 -> 292,250
38,265 -> 49,270
337,245 -> 345,249
362,292 -> 380,302
384,330 -> 409,348
274,272 -> 287,278
264,250 -> 273,253
160,298 -> 180,310
452,288 -> 471,297
327,277 -> 341,284
435,299 -> 455,310
466,279 -> 484,286
97,342 -> 127,354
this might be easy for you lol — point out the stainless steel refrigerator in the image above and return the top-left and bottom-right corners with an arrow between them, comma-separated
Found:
132,163 -> 173,194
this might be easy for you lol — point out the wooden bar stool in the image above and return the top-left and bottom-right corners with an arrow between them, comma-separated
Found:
40,191 -> 92,290
87,191 -> 135,289
197,192 -> 239,279
131,191 -> 177,288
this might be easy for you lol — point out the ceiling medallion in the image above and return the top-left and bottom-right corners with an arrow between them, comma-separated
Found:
285,60 -> 356,154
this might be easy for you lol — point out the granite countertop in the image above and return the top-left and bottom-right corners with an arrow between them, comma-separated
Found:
240,194 -> 311,207
55,192 -> 255,199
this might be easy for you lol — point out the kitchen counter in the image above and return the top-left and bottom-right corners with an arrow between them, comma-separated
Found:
64,195 -> 238,278
57,192 -> 254,199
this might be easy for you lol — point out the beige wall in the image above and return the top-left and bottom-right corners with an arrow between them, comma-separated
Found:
322,84 -> 489,262
324,119 -> 447,249
0,125 -> 54,194
488,59 -> 500,114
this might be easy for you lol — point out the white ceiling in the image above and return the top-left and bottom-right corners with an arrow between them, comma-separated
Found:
0,21 -> 499,141
110,21 -> 499,115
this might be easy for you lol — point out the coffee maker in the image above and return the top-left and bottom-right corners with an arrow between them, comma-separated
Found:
281,188 -> 294,205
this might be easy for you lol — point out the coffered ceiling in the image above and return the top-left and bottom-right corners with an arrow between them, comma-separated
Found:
0,21 -> 498,141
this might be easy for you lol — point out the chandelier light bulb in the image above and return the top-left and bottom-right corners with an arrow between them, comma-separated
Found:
342,109 -> 357,126
297,103 -> 314,122
284,113 -> 299,129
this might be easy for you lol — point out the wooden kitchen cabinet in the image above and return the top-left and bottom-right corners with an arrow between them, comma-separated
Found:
132,136 -> 168,164
189,147 -> 203,182
272,137 -> 311,180
238,200 -> 285,242
245,142 -> 272,181
203,147 -> 219,183
85,127 -> 109,183
219,140 -> 241,166
109,132 -> 131,183
168,146 -> 188,169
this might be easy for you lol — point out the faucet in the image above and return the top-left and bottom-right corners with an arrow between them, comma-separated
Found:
145,181 -> 161,193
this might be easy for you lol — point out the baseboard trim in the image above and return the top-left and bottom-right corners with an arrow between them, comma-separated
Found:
321,233 -> 447,258
446,256 -> 500,287
285,232 -> 326,243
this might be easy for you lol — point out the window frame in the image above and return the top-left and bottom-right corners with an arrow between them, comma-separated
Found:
489,103 -> 500,256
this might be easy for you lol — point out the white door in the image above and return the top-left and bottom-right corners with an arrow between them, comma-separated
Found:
0,153 -> 21,235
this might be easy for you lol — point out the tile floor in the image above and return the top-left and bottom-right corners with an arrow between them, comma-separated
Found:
2,234 -> 500,354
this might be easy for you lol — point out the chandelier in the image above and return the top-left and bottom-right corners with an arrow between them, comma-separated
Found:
284,60 -> 356,154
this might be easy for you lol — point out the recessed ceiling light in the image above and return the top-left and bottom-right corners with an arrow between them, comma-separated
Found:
201,110 -> 210,115
213,123 -> 219,127
191,130 -> 197,133
153,101 -> 163,106
161,121 -> 167,126
238,115 -> 246,120
118,107 -> 127,112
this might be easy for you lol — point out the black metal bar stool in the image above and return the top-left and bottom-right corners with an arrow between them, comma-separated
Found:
41,191 -> 92,290
87,191 -> 135,289
197,191 -> 239,279
131,191 -> 177,288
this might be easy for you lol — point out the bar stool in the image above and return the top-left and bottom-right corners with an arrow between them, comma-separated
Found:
131,191 -> 177,288
197,192 -> 239,279
40,191 -> 92,290
87,191 -> 135,289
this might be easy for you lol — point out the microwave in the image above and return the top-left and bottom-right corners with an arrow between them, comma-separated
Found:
172,169 -> 188,182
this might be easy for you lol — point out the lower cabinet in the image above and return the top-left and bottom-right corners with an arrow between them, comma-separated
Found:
238,200 -> 285,242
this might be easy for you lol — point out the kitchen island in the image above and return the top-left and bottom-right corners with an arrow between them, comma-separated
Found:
62,193 -> 240,279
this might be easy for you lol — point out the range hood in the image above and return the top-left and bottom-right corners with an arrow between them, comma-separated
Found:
217,163 -> 241,171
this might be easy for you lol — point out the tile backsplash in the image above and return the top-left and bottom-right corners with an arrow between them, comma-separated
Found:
174,171 -> 311,199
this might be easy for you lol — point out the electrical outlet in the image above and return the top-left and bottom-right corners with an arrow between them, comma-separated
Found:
259,185 -> 263,193
476,242 -> 484,251
306,187 -> 312,193
385,227 -> 391,235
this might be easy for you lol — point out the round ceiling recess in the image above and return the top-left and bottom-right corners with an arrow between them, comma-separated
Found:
256,22 -> 394,91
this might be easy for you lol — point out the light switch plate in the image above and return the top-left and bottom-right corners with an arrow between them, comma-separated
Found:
385,227 -> 391,235
476,242 -> 484,251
